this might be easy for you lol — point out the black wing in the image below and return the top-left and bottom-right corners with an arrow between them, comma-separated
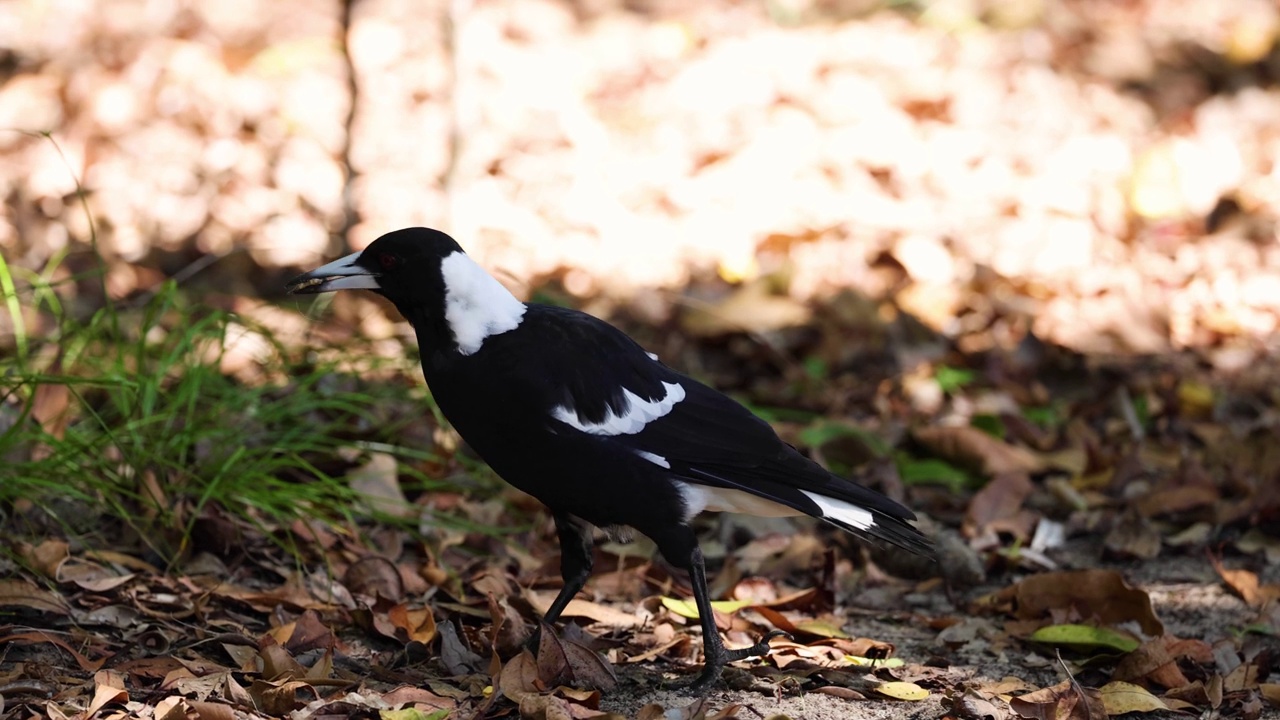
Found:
524,306 -> 930,556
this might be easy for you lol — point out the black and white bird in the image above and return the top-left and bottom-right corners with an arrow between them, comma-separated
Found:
288,227 -> 931,690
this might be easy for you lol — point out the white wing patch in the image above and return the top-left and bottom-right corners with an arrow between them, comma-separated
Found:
634,450 -> 670,469
552,381 -> 685,436
801,490 -> 875,530
440,251 -> 527,355
674,482 -> 877,530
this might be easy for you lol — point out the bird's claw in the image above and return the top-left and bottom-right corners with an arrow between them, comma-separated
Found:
682,630 -> 793,695
723,629 -> 792,662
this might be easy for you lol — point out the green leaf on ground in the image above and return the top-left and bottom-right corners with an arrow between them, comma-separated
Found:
1029,624 -> 1141,653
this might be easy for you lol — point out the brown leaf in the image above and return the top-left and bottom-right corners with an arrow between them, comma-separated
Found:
252,679 -> 310,716
944,689 -> 1005,720
1113,636 -> 1213,688
814,686 -> 867,700
85,670 -> 128,717
1009,569 -> 1164,636
489,592 -> 532,657
31,380 -> 70,439
388,603 -> 437,644
342,556 -> 404,601
189,700 -> 237,720
913,426 -> 1045,476
964,472 -> 1034,537
1103,511 -> 1162,561
0,632 -> 110,672
560,638 -> 618,691
379,685 -> 456,711
1164,676 -> 1223,708
23,539 -> 69,579
1210,557 -> 1280,608
537,623 -> 573,688
257,639 -> 305,680
1133,485 -> 1219,517
534,623 -> 618,691
0,578 -> 69,614
525,590 -> 643,628
280,610 -> 336,653
1011,680 -> 1106,720
500,650 -> 542,703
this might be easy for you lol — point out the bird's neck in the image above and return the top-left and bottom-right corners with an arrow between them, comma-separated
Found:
436,251 -> 527,356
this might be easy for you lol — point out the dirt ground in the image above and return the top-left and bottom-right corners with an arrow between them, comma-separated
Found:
596,542 -> 1276,718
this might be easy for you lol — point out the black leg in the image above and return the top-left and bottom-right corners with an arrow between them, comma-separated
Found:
653,526 -> 791,693
528,513 -> 594,651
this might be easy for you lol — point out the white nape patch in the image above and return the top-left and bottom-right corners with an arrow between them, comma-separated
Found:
440,251 -> 527,355
675,482 -> 803,524
800,490 -> 875,530
552,381 -> 685,436
634,450 -> 670,469
646,352 -> 659,361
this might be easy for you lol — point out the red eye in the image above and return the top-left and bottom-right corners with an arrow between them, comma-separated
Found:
379,253 -> 399,270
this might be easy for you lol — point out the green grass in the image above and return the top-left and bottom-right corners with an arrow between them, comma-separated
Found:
0,274 -> 491,563
0,138 -> 514,567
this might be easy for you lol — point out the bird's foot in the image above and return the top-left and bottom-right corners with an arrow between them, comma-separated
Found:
682,630 -> 792,695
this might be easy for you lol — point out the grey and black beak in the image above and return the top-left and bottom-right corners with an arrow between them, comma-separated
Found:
286,251 -> 382,294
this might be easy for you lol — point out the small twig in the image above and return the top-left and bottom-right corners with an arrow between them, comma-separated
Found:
1055,649 -> 1092,713
337,0 -> 361,247
1114,386 -> 1144,441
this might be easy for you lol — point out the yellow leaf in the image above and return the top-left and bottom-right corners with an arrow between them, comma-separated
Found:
875,681 -> 929,701
660,597 -> 749,620
1176,381 -> 1214,417
793,618 -> 848,639
1099,681 -> 1169,714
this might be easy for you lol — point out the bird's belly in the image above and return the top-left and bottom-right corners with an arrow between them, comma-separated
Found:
453,424 -> 684,528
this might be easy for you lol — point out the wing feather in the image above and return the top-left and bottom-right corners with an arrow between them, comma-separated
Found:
528,307 -> 929,556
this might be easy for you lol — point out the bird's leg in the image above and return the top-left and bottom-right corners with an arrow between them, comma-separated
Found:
655,527 -> 791,693
526,512 -> 594,651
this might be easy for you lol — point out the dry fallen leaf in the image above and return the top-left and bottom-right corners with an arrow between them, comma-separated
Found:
964,472 -> 1034,538
526,590 -> 643,628
1011,680 -> 1106,720
1210,556 -> 1280,608
913,426 -> 1045,476
660,596 -> 750,619
0,578 -> 70,614
534,623 -> 617,691
945,689 -> 1006,720
1006,569 -> 1164,637
1099,681 -> 1170,714
875,681 -> 929,701
1113,636 -> 1214,689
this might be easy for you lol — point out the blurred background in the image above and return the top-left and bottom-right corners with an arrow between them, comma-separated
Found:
3,0 -> 1279,362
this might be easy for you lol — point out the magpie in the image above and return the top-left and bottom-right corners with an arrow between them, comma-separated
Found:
288,227 -> 932,690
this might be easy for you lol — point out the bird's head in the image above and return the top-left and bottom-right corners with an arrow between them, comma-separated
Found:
287,227 -> 463,306
288,227 -> 526,355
